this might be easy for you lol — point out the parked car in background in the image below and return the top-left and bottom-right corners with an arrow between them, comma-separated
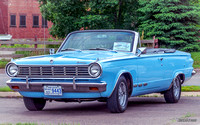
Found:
6,30 -> 194,113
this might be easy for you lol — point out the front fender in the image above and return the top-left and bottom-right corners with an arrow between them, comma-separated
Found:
100,69 -> 131,97
98,59 -> 137,98
110,70 -> 130,97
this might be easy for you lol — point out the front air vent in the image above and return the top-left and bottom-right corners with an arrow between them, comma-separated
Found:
17,65 -> 91,78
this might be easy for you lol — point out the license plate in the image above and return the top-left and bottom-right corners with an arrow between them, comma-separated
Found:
44,85 -> 62,96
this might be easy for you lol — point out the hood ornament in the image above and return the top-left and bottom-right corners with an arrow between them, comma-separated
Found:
50,59 -> 54,64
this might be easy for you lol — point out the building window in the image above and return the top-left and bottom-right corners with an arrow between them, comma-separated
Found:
20,15 -> 26,27
33,15 -> 39,28
10,15 -> 16,27
42,17 -> 48,28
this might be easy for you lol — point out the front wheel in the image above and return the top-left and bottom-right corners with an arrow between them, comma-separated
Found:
107,76 -> 128,113
23,97 -> 46,111
164,76 -> 181,103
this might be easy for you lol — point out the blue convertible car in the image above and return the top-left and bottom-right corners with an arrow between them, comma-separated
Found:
6,30 -> 194,113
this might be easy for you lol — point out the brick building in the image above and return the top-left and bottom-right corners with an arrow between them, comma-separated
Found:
0,0 -> 52,39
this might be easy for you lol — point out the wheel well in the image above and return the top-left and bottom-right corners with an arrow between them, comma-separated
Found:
122,73 -> 133,97
178,74 -> 185,84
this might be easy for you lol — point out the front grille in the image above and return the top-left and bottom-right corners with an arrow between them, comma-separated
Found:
17,65 -> 91,78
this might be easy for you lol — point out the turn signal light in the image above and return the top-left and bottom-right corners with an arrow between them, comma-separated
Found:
12,86 -> 19,89
89,87 -> 99,91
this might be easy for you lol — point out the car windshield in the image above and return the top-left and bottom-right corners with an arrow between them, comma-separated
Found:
60,31 -> 135,52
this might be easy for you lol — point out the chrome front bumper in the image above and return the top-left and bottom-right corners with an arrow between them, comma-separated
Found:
192,70 -> 196,76
6,80 -> 107,92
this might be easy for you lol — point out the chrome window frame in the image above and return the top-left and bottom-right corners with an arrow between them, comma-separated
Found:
57,29 -> 138,54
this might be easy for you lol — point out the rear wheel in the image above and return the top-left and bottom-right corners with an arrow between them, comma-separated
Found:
107,76 -> 128,113
164,76 -> 181,103
23,97 -> 46,111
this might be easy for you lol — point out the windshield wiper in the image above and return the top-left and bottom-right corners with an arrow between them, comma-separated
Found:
60,48 -> 80,52
88,48 -> 110,51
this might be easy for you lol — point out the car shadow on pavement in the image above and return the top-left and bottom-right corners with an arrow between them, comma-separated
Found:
39,97 -> 166,114
42,101 -> 108,114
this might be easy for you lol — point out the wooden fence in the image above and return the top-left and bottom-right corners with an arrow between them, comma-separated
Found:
141,36 -> 159,48
0,40 -> 62,58
0,37 -> 158,58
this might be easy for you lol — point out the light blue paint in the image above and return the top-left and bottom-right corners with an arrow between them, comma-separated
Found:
7,30 -> 194,99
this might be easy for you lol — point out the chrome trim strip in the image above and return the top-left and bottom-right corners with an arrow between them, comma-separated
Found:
56,30 -> 137,54
10,77 -> 99,80
15,65 -> 91,78
26,76 -> 29,89
6,80 -> 106,86
7,80 -> 107,92
13,62 -> 102,79
16,64 -> 89,66
99,55 -> 136,63
56,33 -> 69,53
132,32 -> 139,54
73,76 -> 76,90
192,70 -> 196,76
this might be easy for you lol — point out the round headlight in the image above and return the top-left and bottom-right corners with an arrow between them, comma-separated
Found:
6,63 -> 18,77
88,63 -> 102,78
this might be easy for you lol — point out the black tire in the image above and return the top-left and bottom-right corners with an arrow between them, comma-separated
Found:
164,76 -> 181,103
107,76 -> 128,113
23,97 -> 46,111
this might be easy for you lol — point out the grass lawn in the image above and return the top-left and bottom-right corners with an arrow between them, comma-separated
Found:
181,86 -> 200,92
191,52 -> 200,68
0,86 -> 12,92
0,59 -> 9,68
0,86 -> 200,92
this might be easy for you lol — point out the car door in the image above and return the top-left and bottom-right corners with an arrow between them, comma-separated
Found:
135,53 -> 165,95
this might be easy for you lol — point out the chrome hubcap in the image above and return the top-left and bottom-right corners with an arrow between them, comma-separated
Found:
173,78 -> 180,99
118,82 -> 127,108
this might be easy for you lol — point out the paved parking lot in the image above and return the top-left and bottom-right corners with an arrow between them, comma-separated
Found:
0,97 -> 199,125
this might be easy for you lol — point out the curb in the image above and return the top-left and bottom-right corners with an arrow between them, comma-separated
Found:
140,92 -> 200,97
0,92 -> 200,98
0,92 -> 22,98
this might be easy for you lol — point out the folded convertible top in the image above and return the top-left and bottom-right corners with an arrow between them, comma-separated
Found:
145,48 -> 176,54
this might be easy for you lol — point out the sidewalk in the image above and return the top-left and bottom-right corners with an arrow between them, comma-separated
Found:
0,92 -> 200,98
0,68 -> 5,74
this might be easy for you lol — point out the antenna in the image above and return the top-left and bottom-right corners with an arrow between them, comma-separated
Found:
43,8 -> 46,54
0,9 -> 6,34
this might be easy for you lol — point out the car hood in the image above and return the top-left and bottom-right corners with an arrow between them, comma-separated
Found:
13,51 -> 135,65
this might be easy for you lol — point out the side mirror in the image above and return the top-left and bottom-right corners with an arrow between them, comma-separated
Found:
49,48 -> 55,55
136,47 -> 146,57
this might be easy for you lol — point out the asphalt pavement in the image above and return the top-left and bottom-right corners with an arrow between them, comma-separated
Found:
0,97 -> 199,125
183,69 -> 200,86
0,74 -> 9,87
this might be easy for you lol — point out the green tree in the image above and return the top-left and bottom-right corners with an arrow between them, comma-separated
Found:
78,0 -> 139,30
39,0 -> 138,38
138,0 -> 200,51
39,0 -> 86,38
